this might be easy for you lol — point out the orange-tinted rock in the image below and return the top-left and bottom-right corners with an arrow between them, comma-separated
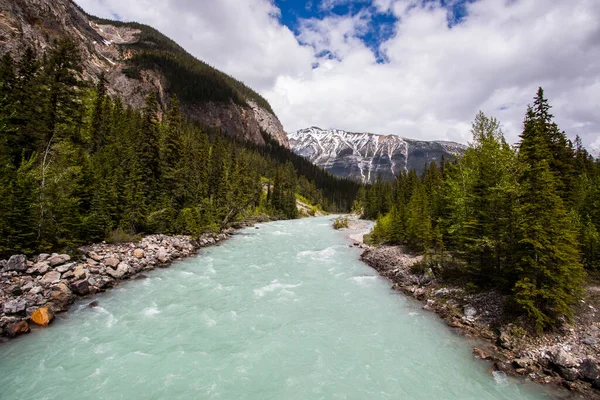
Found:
6,321 -> 30,337
30,307 -> 55,327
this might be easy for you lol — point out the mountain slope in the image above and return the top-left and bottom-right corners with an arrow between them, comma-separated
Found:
289,127 -> 466,182
0,0 -> 289,147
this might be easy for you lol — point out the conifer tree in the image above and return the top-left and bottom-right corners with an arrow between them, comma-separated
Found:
138,92 -> 162,200
406,181 -> 432,251
161,95 -> 185,206
90,73 -> 108,154
515,104 -> 585,331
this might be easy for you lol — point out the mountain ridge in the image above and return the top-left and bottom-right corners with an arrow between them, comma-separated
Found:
0,0 -> 289,147
288,127 -> 466,182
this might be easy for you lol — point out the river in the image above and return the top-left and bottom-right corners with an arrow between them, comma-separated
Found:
0,217 -> 557,399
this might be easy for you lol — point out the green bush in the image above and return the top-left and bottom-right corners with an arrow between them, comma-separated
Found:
105,228 -> 141,244
333,216 -> 349,230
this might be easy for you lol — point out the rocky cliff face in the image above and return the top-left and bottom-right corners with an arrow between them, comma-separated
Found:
289,127 -> 466,182
0,0 -> 289,147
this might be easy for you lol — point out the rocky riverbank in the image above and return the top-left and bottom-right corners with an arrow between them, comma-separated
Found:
0,230 -> 234,341
359,244 -> 600,399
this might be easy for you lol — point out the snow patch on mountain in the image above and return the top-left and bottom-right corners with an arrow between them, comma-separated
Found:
288,127 -> 466,183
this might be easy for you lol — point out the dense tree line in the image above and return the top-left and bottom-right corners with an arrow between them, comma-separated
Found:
0,40 -> 358,257
361,89 -> 600,332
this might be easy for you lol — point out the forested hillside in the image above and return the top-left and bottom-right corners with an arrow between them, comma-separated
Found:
0,0 -> 289,147
360,88 -> 600,332
0,40 -> 359,257
83,10 -> 275,114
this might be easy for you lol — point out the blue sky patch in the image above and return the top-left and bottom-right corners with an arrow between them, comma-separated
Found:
274,0 -> 474,61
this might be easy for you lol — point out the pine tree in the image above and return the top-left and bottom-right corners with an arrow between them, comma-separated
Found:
515,104 -> 585,332
406,181 -> 432,251
90,73 -> 108,154
12,46 -> 42,163
465,111 -> 519,285
161,95 -> 185,207
531,88 -> 575,203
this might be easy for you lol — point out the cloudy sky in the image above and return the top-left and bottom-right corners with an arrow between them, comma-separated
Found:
75,0 -> 600,152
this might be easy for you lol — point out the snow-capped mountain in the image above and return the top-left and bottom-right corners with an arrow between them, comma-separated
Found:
288,127 -> 467,183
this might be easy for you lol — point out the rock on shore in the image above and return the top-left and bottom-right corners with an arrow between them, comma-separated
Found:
0,231 -> 231,340
360,244 -> 600,399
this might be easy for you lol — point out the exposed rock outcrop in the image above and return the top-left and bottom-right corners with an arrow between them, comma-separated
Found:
248,100 -> 289,147
0,0 -> 289,148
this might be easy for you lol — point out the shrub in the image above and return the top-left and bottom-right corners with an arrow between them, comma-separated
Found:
105,228 -> 141,244
333,216 -> 349,230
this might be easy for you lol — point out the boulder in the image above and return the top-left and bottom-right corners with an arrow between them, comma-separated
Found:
86,258 -> 98,267
557,366 -> 579,381
157,250 -> 169,264
413,287 -> 426,299
70,279 -> 90,296
513,358 -> 532,369
54,282 -> 71,293
133,249 -> 145,259
6,321 -> 30,337
3,299 -> 27,314
494,361 -> 513,374
56,262 -> 76,273
29,286 -> 43,295
41,271 -> 61,285
7,255 -> 27,272
48,254 -> 70,267
0,259 -> 7,271
473,348 -> 490,360
464,305 -> 477,319
73,265 -> 89,280
552,347 -> 578,368
37,253 -> 50,262
48,291 -> 74,312
423,299 -> 435,310
30,307 -> 55,327
104,257 -> 120,268
95,277 -> 114,289
61,271 -> 74,280
32,261 -> 50,275
116,263 -> 131,277
88,251 -> 102,261
579,359 -> 600,382
88,301 -> 99,308
106,267 -> 124,279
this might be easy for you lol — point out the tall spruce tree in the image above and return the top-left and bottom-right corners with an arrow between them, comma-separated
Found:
515,104 -> 585,332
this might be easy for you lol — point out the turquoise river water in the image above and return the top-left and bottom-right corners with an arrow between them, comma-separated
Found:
0,217 -> 559,399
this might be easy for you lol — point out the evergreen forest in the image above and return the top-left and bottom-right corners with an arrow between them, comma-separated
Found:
0,39 -> 359,257
359,88 -> 600,332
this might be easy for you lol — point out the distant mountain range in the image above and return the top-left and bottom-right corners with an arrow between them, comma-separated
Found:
288,127 -> 466,182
